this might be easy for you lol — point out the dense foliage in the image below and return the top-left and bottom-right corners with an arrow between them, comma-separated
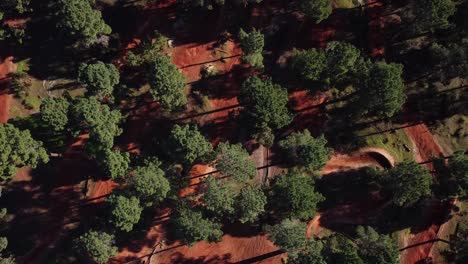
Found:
354,226 -> 399,264
278,130 -> 329,171
239,28 -> 264,69
40,97 -> 70,131
201,176 -> 236,217
239,76 -> 292,129
290,48 -> 327,83
271,171 -> 324,220
78,62 -> 120,99
107,194 -> 143,232
0,124 -> 49,180
298,0 -> 332,23
265,219 -> 307,255
131,160 -> 171,203
235,186 -> 267,223
100,149 -> 130,180
74,230 -> 117,264
166,124 -> 214,164
216,142 -> 257,182
173,207 -> 223,245
148,54 -> 187,111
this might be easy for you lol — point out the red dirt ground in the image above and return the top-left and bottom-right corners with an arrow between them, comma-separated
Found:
0,56 -> 16,123
400,124 -> 447,264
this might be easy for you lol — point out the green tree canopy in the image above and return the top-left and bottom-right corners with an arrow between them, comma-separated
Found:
358,62 -> 406,118
271,171 -> 324,220
355,226 -> 399,264
235,186 -> 267,223
148,54 -> 187,111
73,230 -> 117,264
0,124 -> 49,180
380,161 -> 432,207
201,176 -> 236,217
127,31 -> 168,67
324,41 -> 361,85
298,0 -> 332,23
265,218 -> 307,255
70,97 -> 123,152
434,151 -> 468,197
107,194 -> 143,232
287,239 -> 327,264
290,48 -> 327,84
131,159 -> 171,203
239,76 -> 292,129
413,0 -> 456,33
239,28 -> 264,69
167,124 -> 214,164
100,149 -> 130,180
322,234 -> 363,264
278,130 -> 329,171
216,142 -> 257,182
40,97 -> 70,131
56,0 -> 111,42
173,206 -> 223,245
78,62 -> 119,99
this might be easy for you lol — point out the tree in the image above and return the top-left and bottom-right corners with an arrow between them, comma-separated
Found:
0,208 -> 14,263
355,226 -> 399,264
287,239 -> 327,264
324,41 -> 361,85
239,76 -> 292,129
381,161 -> 432,207
298,0 -> 332,23
70,97 -> 123,152
107,194 -> 143,232
358,62 -> 406,118
323,234 -> 363,264
74,230 -> 117,264
265,218 -> 307,255
0,124 -> 49,180
56,0 -> 111,42
201,176 -> 236,217
173,207 -> 223,245
167,124 -> 214,164
434,151 -> 468,197
127,31 -> 168,67
290,48 -> 327,84
100,149 -> 130,180
78,62 -> 120,99
131,159 -> 171,204
271,171 -> 324,220
148,54 -> 187,111
238,28 -> 264,69
278,130 -> 329,171
446,220 -> 468,264
254,125 -> 275,147
235,186 -> 267,223
413,0 -> 456,33
216,142 -> 257,182
40,97 -> 70,131
0,0 -> 31,14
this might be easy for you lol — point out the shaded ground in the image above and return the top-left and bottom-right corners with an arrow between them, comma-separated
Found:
0,56 -> 16,123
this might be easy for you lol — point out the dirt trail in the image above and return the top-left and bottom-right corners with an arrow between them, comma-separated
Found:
400,124 -> 447,264
0,56 -> 16,123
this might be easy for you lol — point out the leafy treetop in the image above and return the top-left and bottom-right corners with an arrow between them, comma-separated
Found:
216,141 -> 257,182
40,97 -> 70,131
239,28 -> 264,69
107,194 -> 143,232
298,0 -> 333,23
166,124 -> 214,165
78,62 -> 120,99
73,230 -> 118,264
173,206 -> 223,245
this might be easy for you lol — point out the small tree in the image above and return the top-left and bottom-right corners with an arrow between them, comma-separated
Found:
323,234 -> 363,264
434,151 -> 468,197
74,230 -> 117,264
167,124 -> 214,164
239,28 -> 264,69
287,238 -> 327,264
355,226 -> 399,264
239,76 -> 292,129
358,62 -> 406,119
235,186 -> 267,223
412,0 -> 456,33
100,149 -> 130,180
40,97 -> 70,131
290,48 -> 327,84
56,0 -> 111,42
201,176 -> 236,217
131,159 -> 170,204
324,41 -> 361,85
265,218 -> 307,255
381,161 -> 432,207
148,54 -> 187,111
70,97 -> 123,152
216,142 -> 257,182
0,124 -> 49,180
278,130 -> 329,171
271,171 -> 324,220
78,62 -> 120,99
107,194 -> 143,232
298,0 -> 333,23
173,207 -> 223,245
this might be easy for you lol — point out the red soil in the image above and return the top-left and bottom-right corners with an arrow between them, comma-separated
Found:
404,124 -> 445,166
0,56 -> 16,123
153,234 -> 285,264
